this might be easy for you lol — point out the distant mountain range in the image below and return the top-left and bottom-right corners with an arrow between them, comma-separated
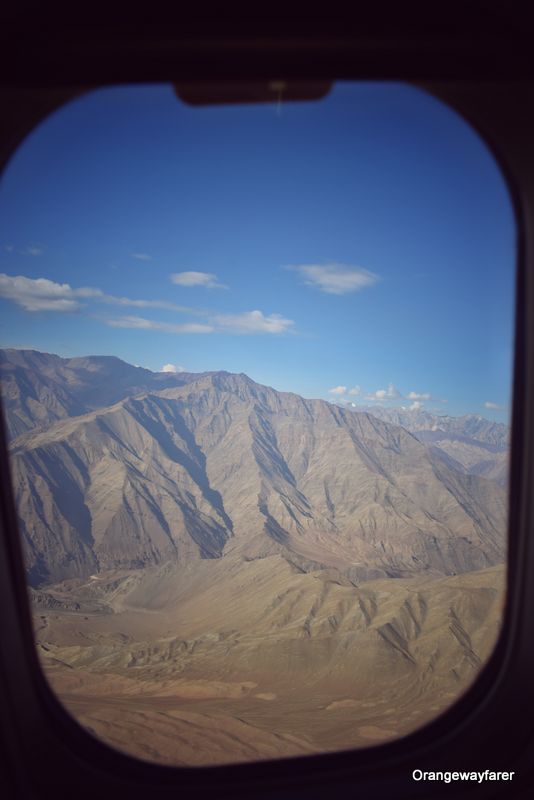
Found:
351,405 -> 509,488
1,350 -> 507,588
355,405 -> 509,448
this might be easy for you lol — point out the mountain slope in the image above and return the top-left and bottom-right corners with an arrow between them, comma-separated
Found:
356,405 -> 509,448
356,405 -> 509,487
0,348 -> 203,441
11,372 -> 506,586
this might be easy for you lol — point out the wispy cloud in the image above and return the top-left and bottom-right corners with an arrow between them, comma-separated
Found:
20,246 -> 43,256
0,273 -> 295,338
3,244 -> 44,255
363,385 -> 440,406
484,401 -> 506,411
0,273 -> 193,314
107,316 -> 214,334
212,310 -> 295,334
328,382 -> 440,407
107,310 -> 294,336
328,385 -> 347,396
288,263 -> 379,295
161,363 -> 185,373
100,295 -> 193,312
0,274 -> 100,312
131,253 -> 153,261
171,271 -> 227,289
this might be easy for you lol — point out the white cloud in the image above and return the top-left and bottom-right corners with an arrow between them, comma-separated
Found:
386,384 -> 402,399
212,310 -> 294,335
170,271 -> 227,289
367,383 -> 402,401
107,310 -> 294,336
0,272 -> 295,339
327,384 -> 441,406
0,273 -> 100,312
484,401 -> 505,411
131,253 -> 153,261
0,273 -> 193,314
328,385 -> 347,396
101,295 -> 193,312
106,316 -> 214,334
408,401 -> 422,411
21,246 -> 43,256
288,263 -> 379,295
161,363 -> 185,373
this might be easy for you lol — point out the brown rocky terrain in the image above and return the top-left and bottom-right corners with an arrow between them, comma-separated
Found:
0,348 -> 203,441
357,405 -> 509,448
0,349 -> 508,766
33,558 -> 505,765
358,405 -> 509,488
10,371 -> 506,586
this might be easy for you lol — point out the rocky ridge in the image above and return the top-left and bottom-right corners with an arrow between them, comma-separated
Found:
9,369 -> 507,586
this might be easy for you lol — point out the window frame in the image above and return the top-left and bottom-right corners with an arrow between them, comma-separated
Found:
1,24 -> 534,800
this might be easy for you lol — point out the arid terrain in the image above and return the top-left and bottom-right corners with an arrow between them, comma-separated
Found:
1,349 -> 508,765
33,559 -> 505,765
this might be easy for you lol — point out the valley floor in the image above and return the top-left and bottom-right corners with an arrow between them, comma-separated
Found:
32,557 -> 506,766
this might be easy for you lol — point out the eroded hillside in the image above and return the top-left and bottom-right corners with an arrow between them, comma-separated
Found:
11,372 -> 506,586
34,559 -> 505,765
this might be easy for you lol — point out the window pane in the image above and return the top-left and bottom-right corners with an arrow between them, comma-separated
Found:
0,82 -> 513,766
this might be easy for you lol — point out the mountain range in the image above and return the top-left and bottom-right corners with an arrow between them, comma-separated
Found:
0,348 -> 204,441
1,350 -> 506,587
0,348 -> 509,764
344,404 -> 509,487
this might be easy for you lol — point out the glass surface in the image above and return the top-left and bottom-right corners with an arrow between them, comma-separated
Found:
0,82 -> 513,765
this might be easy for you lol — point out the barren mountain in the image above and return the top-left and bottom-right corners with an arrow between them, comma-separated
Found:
0,348 -> 203,441
356,405 -> 509,448
0,350 -> 509,765
357,405 -> 509,487
10,371 -> 506,587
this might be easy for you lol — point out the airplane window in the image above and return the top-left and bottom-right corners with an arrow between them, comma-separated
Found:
0,82 -> 514,767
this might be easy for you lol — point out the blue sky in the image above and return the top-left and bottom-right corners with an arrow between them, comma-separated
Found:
0,82 -> 515,420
